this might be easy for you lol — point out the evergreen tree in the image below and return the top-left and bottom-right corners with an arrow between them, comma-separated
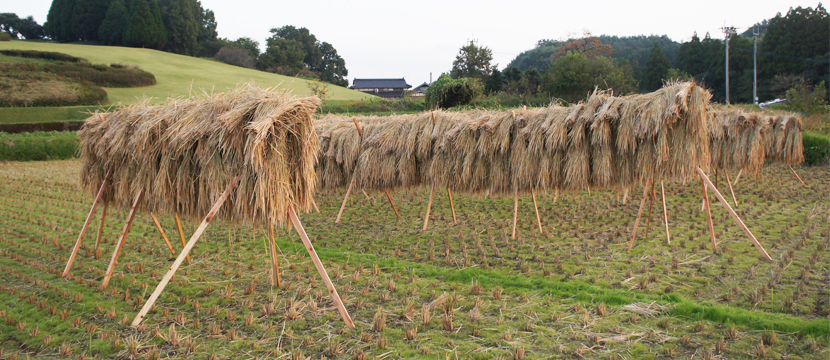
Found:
98,0 -> 127,45
676,32 -> 705,77
450,41 -> 494,80
44,0 -> 65,40
642,43 -> 671,91
159,0 -> 198,55
760,4 -> 829,96
123,0 -> 167,49
45,0 -> 77,41
485,68 -> 503,94
317,41 -> 348,87
71,0 -> 111,41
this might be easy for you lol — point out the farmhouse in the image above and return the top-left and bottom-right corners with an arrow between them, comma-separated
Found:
350,78 -> 411,98
410,82 -> 430,97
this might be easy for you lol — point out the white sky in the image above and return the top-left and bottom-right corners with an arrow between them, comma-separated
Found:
1,0 -> 819,87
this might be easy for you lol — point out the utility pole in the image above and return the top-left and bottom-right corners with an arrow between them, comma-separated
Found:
721,25 -> 737,104
753,25 -> 759,105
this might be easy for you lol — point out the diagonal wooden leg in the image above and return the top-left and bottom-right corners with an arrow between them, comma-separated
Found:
132,178 -> 238,326
725,170 -> 738,208
788,165 -> 805,185
554,189 -> 558,204
628,176 -> 653,251
699,176 -> 717,254
733,169 -> 743,186
660,182 -> 671,244
94,204 -> 108,253
423,184 -> 435,231
644,180 -> 656,239
174,213 -> 191,264
268,223 -> 281,287
622,188 -> 629,205
288,206 -> 355,328
385,191 -> 400,219
101,189 -> 144,289
335,180 -> 354,224
447,188 -> 457,223
63,171 -> 111,277
511,187 -> 519,240
150,212 -> 177,257
531,187 -> 542,232
696,168 -> 771,260
311,197 -> 320,213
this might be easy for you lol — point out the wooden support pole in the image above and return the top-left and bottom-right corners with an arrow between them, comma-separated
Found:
531,187 -> 542,232
423,184 -> 435,231
101,189 -> 144,289
660,182 -> 671,244
644,180 -> 656,239
385,191 -> 400,218
733,169 -> 743,186
311,197 -> 320,213
174,213 -> 191,264
699,176 -> 717,254
94,204 -> 108,252
268,223 -> 281,287
63,171 -> 110,277
288,206 -> 355,328
352,118 -> 363,138
447,188 -> 457,223
132,178 -> 238,326
511,187 -> 519,240
149,212 -> 177,257
696,168 -> 772,260
788,165 -> 805,185
627,176 -> 652,251
725,171 -> 738,208
554,189 -> 558,203
335,180 -> 354,224
622,188 -> 629,205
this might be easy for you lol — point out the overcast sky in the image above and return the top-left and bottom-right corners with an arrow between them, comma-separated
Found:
1,1 -> 819,87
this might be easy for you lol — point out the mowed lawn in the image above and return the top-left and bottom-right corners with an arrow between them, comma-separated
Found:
0,41 -> 370,105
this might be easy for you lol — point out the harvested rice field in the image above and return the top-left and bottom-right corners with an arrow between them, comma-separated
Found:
0,159 -> 827,359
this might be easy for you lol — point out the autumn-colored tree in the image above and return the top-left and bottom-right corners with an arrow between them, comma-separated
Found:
551,31 -> 613,61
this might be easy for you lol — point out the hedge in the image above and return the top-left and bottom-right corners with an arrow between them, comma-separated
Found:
0,131 -> 79,161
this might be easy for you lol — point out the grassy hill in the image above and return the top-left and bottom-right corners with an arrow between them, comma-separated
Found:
0,41 -> 369,105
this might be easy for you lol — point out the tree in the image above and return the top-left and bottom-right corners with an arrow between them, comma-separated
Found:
123,0 -> 167,49
45,0 -> 78,41
552,31 -> 612,60
158,0 -> 199,55
271,26 -> 321,69
214,46 -> 255,68
98,0 -> 128,45
450,40 -> 494,80
257,36 -> 305,75
258,26 -> 348,86
316,41 -> 348,87
641,43 -> 671,91
16,16 -> 44,39
70,0 -> 110,41
485,68 -> 503,94
503,66 -> 522,83
233,37 -> 260,59
0,13 -> 20,38
524,68 -> 541,94
548,51 -> 636,102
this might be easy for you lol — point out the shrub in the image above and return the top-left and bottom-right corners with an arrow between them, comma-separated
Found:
802,132 -> 830,166
0,131 -> 79,161
0,50 -> 85,63
45,62 -> 156,87
786,81 -> 828,115
425,74 -> 481,109
0,33 -> 11,41
214,47 -> 255,69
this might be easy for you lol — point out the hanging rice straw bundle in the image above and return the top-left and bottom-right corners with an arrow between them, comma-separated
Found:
78,84 -> 321,227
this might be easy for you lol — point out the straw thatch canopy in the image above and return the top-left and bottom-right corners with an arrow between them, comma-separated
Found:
79,85 -> 321,226
315,81 -> 712,195
709,107 -> 803,174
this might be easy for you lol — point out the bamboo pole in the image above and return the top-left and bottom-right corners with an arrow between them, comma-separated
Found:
511,187 -> 519,240
531,187 -> 542,232
423,184 -> 435,231
733,169 -> 743,186
63,170 -> 111,277
660,182 -> 671,244
288,206 -> 355,328
622,188 -> 629,205
311,197 -> 320,213
644,180 -> 656,239
268,223 -> 281,287
725,171 -> 738,208
132,178 -> 238,326
335,180 -> 354,224
174,213 -> 191,264
149,212 -> 176,257
554,189 -> 558,203
627,176 -> 653,251
788,165 -> 805,185
699,176 -> 717,254
385,191 -> 400,218
447,188 -> 457,223
94,204 -> 108,252
101,189 -> 145,289
696,168 -> 772,260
